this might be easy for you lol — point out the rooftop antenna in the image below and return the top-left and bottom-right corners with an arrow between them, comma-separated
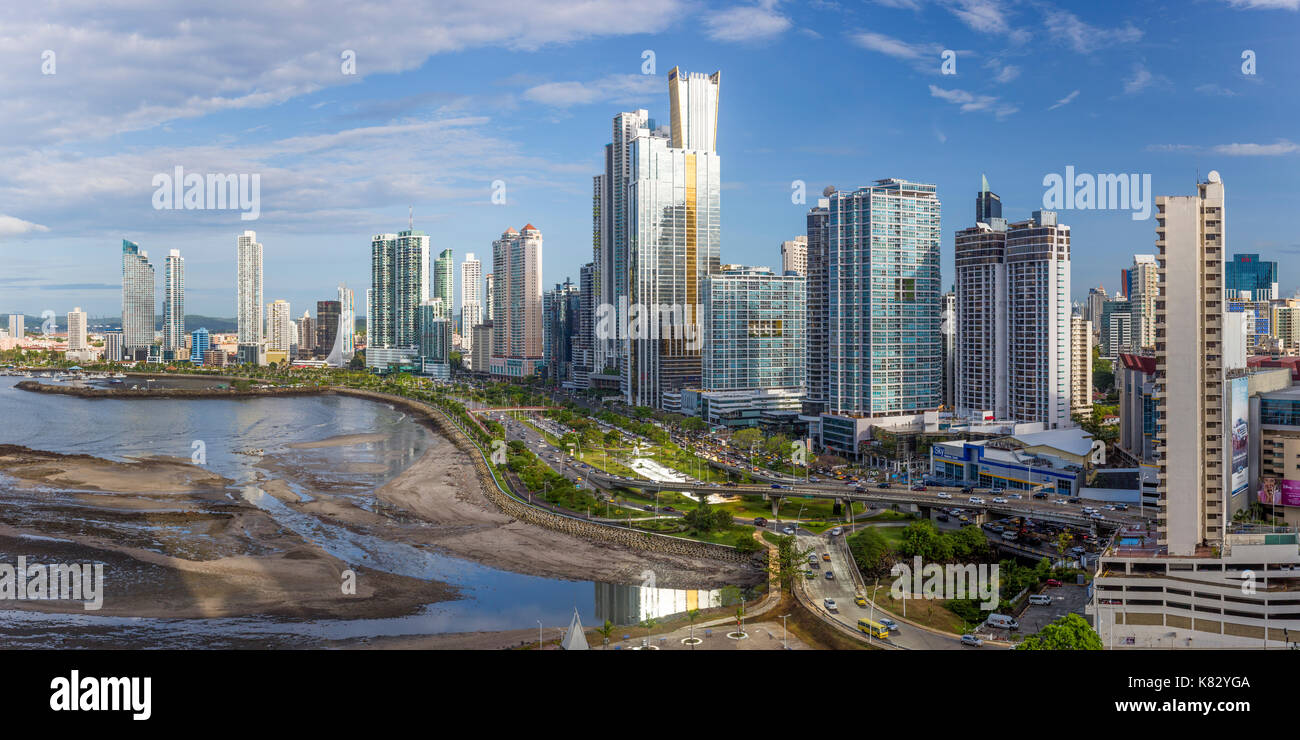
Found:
408,205 -> 413,231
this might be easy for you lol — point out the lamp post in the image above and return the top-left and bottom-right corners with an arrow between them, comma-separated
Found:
780,613 -> 790,650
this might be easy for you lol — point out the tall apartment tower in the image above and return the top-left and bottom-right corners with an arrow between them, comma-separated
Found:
825,179 -> 942,417
236,231 -> 263,346
780,236 -> 807,276
1006,210 -> 1072,428
1070,313 -> 1094,415
67,307 -> 88,351
484,273 -> 495,324
941,290 -> 956,409
121,239 -> 155,353
298,311 -> 316,356
460,253 -> 482,350
434,248 -> 454,308
624,68 -> 722,408
162,248 -> 185,352
266,299 -> 294,353
370,230 -> 429,349
1156,171 -> 1228,556
6,314 -> 24,340
803,198 -> 831,414
337,283 -> 355,359
954,220 -> 1009,420
490,225 -> 544,377
1130,254 -> 1159,349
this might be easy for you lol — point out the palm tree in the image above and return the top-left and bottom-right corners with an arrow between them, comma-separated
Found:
596,619 -> 615,649
640,617 -> 658,647
735,603 -> 746,636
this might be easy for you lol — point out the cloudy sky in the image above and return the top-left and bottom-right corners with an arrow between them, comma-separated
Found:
2,0 -> 1298,318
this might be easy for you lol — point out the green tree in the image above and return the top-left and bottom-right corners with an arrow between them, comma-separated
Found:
595,619 -> 615,649
846,526 -> 893,577
1016,613 -> 1103,650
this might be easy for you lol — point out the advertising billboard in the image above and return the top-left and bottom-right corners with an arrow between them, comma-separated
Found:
1259,477 -> 1300,507
1229,376 -> 1249,497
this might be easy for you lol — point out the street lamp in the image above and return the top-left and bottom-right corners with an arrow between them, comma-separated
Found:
780,613 -> 790,650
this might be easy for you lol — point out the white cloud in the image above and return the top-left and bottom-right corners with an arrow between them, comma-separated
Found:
948,0 -> 1011,35
704,2 -> 793,42
928,84 -> 1018,118
1196,83 -> 1238,97
1123,64 -> 1155,94
1048,89 -> 1079,110
1213,139 -> 1300,156
1044,8 -> 1143,53
995,65 -> 1020,83
523,75 -> 662,107
0,216 -> 50,237
850,30 -> 937,60
1224,0 -> 1299,8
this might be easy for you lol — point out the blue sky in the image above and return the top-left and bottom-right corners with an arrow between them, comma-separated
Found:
1,0 -> 1298,319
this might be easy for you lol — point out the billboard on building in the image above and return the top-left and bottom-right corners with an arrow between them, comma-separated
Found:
1229,376 -> 1249,497
1260,476 -> 1300,507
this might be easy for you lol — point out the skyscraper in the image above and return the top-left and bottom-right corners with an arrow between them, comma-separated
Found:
1129,254 -> 1159,349
1070,312 -> 1093,415
266,300 -> 293,353
370,230 -> 429,350
1005,210 -> 1072,428
461,253 -> 482,350
822,180 -> 942,434
163,248 -> 186,353
573,262 -> 595,387
624,67 -> 722,407
975,173 -> 1002,223
298,311 -> 316,356
1157,170 -> 1229,556
490,225 -> 543,377
543,278 -> 579,385
316,300 -> 340,356
484,273 -> 495,324
121,239 -> 155,354
780,236 -> 807,276
190,328 -> 210,364
67,307 -> 88,351
954,220 -> 1009,420
236,231 -> 263,364
337,283 -> 355,360
434,248 -> 454,309
804,198 -> 831,415
5,314 -> 23,340
941,290 -> 955,409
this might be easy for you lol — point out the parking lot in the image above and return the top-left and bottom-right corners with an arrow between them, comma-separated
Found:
979,582 -> 1090,640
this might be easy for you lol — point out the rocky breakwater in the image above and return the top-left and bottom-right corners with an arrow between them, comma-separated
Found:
15,380 -> 329,400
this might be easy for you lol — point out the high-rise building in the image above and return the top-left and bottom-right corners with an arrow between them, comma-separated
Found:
1157,171 -> 1230,556
780,236 -> 807,276
823,179 -> 942,432
121,239 -> 155,353
941,291 -> 955,409
370,230 -> 429,352
5,314 -> 23,340
1005,210 -> 1072,428
298,311 -> 316,356
1070,313 -> 1093,415
190,328 -> 210,364
804,198 -> 831,414
484,273 -> 495,324
416,302 -> 452,378
975,173 -> 1002,223
266,300 -> 294,353
337,284 -> 355,359
490,225 -> 544,377
572,262 -> 595,388
1129,254 -> 1159,349
954,220 -> 1009,420
689,265 -> 805,425
316,301 -> 340,353
434,248 -> 454,308
66,307 -> 88,351
1225,253 -> 1278,301
1101,296 -> 1133,359
543,278 -> 580,385
102,331 -> 123,363
162,249 -> 186,353
460,253 -> 482,351
624,68 -> 722,407
1086,286 -> 1107,335
236,231 -> 263,347
471,322 -> 493,373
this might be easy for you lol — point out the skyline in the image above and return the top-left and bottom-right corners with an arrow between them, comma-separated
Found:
2,1 -> 1299,317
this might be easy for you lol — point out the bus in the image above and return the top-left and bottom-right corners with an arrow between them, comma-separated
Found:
857,619 -> 889,639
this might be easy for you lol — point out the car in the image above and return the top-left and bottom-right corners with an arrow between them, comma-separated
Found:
770,483 -> 783,490
936,491 -> 952,499
878,482 -> 891,489
1115,503 -> 1129,511
958,514 -> 969,522
804,570 -> 817,579
992,497 -> 1008,504
1032,492 -> 1049,500
809,477 -> 820,483
936,514 -> 949,522
1091,513 -> 1105,520
854,485 -> 866,493
723,481 -> 737,487
822,553 -> 831,562
1054,499 -> 1068,505
823,598 -> 837,611
1045,578 -> 1062,587
831,527 -> 844,536
960,634 -> 984,647
662,506 -> 675,512
960,486 -> 974,494
854,596 -> 868,607
969,496 -> 985,504
1067,497 -> 1082,504
808,554 -> 819,563
782,527 -> 795,535
911,484 -> 927,491
1009,493 -> 1023,500
753,517 -> 768,527
878,618 -> 899,632
824,570 -> 834,580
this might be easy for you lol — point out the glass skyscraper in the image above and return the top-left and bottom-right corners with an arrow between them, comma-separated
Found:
370,230 -> 429,351
163,248 -> 185,353
121,239 -> 155,352
1225,253 -> 1278,300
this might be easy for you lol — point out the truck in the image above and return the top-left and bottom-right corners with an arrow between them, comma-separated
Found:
987,613 -> 1019,630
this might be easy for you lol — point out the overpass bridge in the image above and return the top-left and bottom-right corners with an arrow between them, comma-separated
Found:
584,469 -> 1129,531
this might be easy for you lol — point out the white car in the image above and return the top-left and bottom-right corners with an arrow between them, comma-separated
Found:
992,497 -> 1008,504
823,598 -> 838,612
830,527 -> 843,536
1090,512 -> 1105,520
968,496 -> 985,504
936,492 -> 952,499
782,527 -> 795,535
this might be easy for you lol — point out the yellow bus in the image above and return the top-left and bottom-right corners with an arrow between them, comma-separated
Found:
857,619 -> 889,639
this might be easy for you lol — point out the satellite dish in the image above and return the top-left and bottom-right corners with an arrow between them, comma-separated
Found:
1207,170 -> 1221,183
822,186 -> 835,197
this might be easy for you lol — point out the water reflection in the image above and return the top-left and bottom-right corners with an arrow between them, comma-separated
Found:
594,582 -> 725,625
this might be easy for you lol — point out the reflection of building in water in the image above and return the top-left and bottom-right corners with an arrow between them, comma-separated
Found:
594,582 -> 723,625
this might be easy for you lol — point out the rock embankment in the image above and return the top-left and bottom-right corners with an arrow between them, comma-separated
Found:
15,380 -> 326,400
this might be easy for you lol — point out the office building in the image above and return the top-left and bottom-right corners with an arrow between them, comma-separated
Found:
975,174 -> 1001,223
780,236 -> 807,276
929,428 -> 1093,495
1117,352 -> 1157,465
236,231 -> 263,347
1086,286 -> 1108,337
570,262 -> 596,389
190,328 -> 210,364
1005,210 -> 1072,428
471,322 -> 493,373
416,302 -> 452,378
818,179 -> 942,455
1070,313 -> 1093,415
6,314 -> 22,340
543,278 -> 579,385
941,291 -> 956,409
1226,253 -> 1278,301
1101,296 -> 1133,359
434,248 -> 454,309
316,300 -> 340,356
461,253 -> 483,351
1272,303 -> 1300,350
490,225 -> 544,378
954,220 -> 1009,420
298,311 -> 316,357
121,239 -> 155,354
102,331 -> 123,363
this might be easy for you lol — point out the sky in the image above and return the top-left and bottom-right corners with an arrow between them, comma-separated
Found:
2,0 -> 1298,320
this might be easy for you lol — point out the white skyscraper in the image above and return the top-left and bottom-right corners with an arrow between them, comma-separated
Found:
1006,210 -> 1072,429
1130,254 -> 1159,349
121,239 -> 155,353
6,314 -> 23,340
780,236 -> 807,276
163,249 -> 186,352
237,231 -> 263,346
337,283 -> 355,359
67,307 -> 88,351
461,253 -> 483,350
266,299 -> 294,353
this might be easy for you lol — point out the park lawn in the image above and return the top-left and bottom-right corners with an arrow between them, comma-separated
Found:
666,524 -> 755,546
861,509 -> 915,523
864,587 -> 970,635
